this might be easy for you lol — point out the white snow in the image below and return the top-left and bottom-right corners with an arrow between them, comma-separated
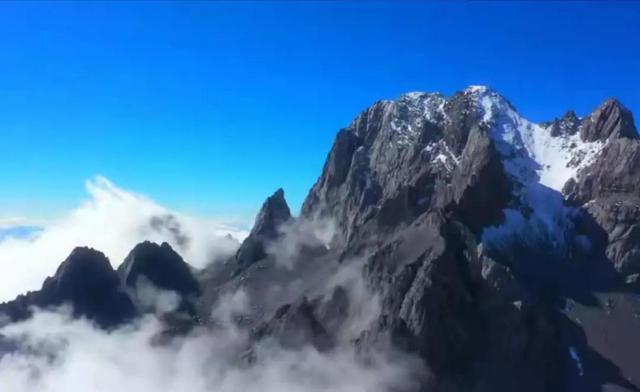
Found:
386,86 -> 605,253
390,93 -> 447,146
432,153 -> 452,171
465,87 -> 604,252
465,86 -> 603,192
403,91 -> 426,100
466,85 -> 490,94
441,141 -> 460,165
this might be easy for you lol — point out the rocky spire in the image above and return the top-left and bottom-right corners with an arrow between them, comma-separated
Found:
549,110 -> 580,137
249,188 -> 291,238
235,188 -> 292,267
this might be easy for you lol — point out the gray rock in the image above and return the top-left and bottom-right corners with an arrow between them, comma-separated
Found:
0,247 -> 136,329
564,112 -> 640,276
546,110 -> 580,137
235,188 -> 292,268
580,99 -> 638,142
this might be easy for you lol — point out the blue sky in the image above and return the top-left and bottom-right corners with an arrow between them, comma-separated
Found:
0,1 -> 638,221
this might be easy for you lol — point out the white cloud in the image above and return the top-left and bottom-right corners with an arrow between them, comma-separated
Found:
0,306 -> 421,392
0,217 -> 48,230
133,278 -> 181,315
266,217 -> 337,269
0,178 -> 424,392
0,176 -> 249,302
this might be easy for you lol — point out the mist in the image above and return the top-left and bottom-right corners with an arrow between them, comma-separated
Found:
0,302 -> 419,392
0,177 -> 248,302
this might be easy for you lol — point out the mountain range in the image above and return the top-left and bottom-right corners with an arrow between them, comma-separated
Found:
2,85 -> 640,392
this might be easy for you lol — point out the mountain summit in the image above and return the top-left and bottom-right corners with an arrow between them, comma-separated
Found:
2,86 -> 640,392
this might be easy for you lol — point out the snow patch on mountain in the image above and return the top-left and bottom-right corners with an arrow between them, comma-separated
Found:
464,86 -> 604,253
390,92 -> 447,146
350,86 -> 606,253
465,86 -> 604,192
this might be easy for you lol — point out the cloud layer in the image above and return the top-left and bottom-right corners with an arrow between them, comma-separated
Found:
0,302 -> 419,392
0,177 -> 423,392
0,177 -> 248,302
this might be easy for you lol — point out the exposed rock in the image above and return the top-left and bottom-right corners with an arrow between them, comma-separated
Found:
0,247 -> 136,328
448,124 -> 510,232
563,131 -> 640,276
580,99 -> 638,142
363,211 -> 563,391
252,297 -> 334,351
584,199 -> 640,275
118,241 -> 200,314
565,139 -> 640,204
235,188 -> 292,268
547,110 -> 580,137
119,241 -> 200,296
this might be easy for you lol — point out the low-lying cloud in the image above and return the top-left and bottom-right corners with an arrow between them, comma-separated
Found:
0,177 -> 425,392
0,176 -> 249,302
0,305 -> 419,392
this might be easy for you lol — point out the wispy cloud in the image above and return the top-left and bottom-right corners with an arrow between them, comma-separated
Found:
0,301 -> 420,392
0,176 -> 249,302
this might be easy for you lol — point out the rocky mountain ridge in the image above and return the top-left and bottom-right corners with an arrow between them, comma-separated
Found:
2,86 -> 640,392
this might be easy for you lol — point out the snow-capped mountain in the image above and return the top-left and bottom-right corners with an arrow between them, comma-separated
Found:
2,86 -> 639,392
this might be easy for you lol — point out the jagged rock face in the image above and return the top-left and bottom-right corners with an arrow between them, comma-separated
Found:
362,212 -> 564,392
561,102 -> 640,277
302,88 -> 514,245
118,241 -> 200,301
248,188 -> 292,238
235,188 -> 292,267
565,143 -> 640,276
449,125 -> 511,233
565,139 -> 640,204
580,99 -> 637,142
252,298 -> 334,351
548,111 -> 581,137
300,87 -> 633,251
300,86 -> 640,391
0,248 -> 136,328
2,86 -> 640,392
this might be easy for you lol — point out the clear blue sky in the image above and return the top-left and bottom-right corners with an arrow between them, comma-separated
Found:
0,1 -> 638,221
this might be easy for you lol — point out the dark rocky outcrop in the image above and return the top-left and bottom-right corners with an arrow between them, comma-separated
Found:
235,188 -> 292,268
118,241 -> 200,315
361,211 -> 564,392
448,125 -> 510,232
119,241 -> 200,297
0,247 -> 135,328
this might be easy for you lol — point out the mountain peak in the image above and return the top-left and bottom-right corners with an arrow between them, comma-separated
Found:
49,247 -> 117,293
1,247 -> 136,328
581,98 -> 638,142
464,84 -> 492,94
118,241 -> 200,298
251,188 -> 291,238
235,189 -> 292,268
